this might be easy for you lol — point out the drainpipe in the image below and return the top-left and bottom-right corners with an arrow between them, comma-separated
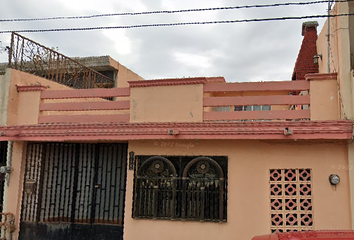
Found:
327,0 -> 331,73
6,141 -> 13,186
1,141 -> 13,215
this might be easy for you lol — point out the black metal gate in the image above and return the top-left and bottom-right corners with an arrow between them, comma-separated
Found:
19,142 -> 128,240
0,142 -> 8,213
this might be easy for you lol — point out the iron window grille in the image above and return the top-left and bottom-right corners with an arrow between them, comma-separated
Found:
132,155 -> 228,222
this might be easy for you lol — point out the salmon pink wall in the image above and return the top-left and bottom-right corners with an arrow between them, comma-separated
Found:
130,84 -> 204,122
3,142 -> 27,240
307,74 -> 339,120
6,69 -> 74,126
124,140 -> 350,240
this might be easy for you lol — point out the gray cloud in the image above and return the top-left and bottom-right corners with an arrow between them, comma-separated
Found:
0,0 -> 327,82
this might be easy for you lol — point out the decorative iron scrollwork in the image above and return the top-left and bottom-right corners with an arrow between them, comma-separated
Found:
197,160 -> 210,174
133,155 -> 227,222
151,160 -> 164,173
134,156 -> 177,219
137,156 -> 176,178
183,157 -> 224,179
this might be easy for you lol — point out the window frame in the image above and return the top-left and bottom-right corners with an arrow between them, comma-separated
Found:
132,155 -> 228,222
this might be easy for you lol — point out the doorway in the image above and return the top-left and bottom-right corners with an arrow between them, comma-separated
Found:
19,142 -> 128,240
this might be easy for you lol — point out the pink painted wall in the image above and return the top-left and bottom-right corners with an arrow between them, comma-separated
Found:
4,142 -> 27,240
124,140 -> 351,240
7,69 -> 129,125
6,69 -> 74,126
309,78 -> 339,120
6,69 -> 341,125
130,84 -> 204,122
316,3 -> 351,119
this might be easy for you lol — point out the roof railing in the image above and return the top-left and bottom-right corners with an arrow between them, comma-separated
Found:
8,32 -> 114,89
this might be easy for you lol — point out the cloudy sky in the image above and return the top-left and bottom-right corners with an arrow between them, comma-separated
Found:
0,0 -> 329,82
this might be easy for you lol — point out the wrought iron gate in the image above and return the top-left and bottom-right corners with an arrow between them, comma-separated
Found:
0,142 -> 8,214
19,142 -> 128,240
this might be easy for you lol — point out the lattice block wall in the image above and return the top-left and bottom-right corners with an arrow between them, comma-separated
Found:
269,169 -> 313,233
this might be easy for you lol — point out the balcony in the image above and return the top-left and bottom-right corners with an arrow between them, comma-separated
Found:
203,80 -> 310,121
38,87 -> 130,124
16,74 -> 337,125
1,70 -> 350,142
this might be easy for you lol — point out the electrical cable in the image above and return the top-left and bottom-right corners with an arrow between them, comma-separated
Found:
0,0 -> 353,22
0,13 -> 353,34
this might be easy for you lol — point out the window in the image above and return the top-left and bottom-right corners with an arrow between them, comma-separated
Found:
234,105 -> 271,111
133,155 -> 228,222
214,105 -> 271,112
269,169 -> 313,233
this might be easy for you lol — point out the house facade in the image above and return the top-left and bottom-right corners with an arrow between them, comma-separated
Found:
0,12 -> 354,240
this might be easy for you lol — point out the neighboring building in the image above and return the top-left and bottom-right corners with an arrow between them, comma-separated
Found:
0,15 -> 353,240
73,55 -> 144,88
292,21 -> 319,81
0,55 -> 143,88
314,1 -> 354,231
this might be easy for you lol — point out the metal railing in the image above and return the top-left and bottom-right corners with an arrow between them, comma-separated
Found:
8,32 -> 114,89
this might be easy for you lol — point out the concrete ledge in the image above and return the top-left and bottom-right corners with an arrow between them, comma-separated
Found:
305,73 -> 338,81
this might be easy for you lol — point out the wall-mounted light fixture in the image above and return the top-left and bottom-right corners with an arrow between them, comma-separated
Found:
329,174 -> 340,185
129,151 -> 135,171
313,54 -> 322,64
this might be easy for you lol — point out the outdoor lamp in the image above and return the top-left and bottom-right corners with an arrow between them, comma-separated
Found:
329,174 -> 340,185
313,54 -> 322,64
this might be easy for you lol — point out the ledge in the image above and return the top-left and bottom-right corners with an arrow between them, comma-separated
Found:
129,77 -> 208,88
205,77 -> 226,83
16,85 -> 47,92
305,73 -> 337,81
0,120 -> 351,141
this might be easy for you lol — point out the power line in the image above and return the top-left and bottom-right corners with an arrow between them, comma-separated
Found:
0,13 -> 353,34
0,0 -> 353,22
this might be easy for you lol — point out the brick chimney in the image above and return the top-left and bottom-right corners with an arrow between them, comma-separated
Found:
292,21 -> 319,80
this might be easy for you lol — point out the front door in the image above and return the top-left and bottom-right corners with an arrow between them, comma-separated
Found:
19,142 -> 128,240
